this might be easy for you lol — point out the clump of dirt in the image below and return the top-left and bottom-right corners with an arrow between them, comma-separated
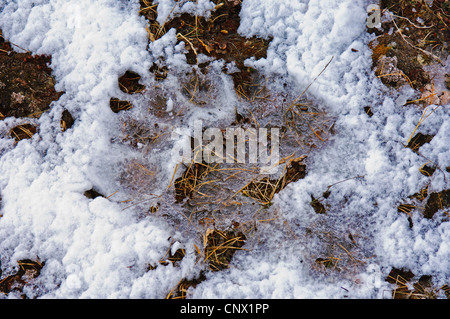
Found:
60,109 -> 75,132
118,70 -> 145,94
410,185 -> 429,202
419,163 -> 436,177
406,132 -> 434,153
149,61 -> 168,81
109,70 -> 146,113
386,267 -> 449,299
1,29 -> 63,148
364,106 -> 374,117
423,189 -> 450,219
371,34 -> 430,89
109,70 -> 147,113
0,259 -> 44,297
83,188 -> 105,199
139,0 -> 160,41
398,129 -> 448,223
381,0 -> 450,54
310,195 -> 326,214
241,156 -> 307,205
204,228 -> 246,272
110,97 -> 133,113
397,185 -> 449,224
148,240 -> 186,270
174,161 -> 208,203
166,273 -> 207,299
0,32 -> 63,120
157,227 -> 245,299
9,123 -> 38,142
166,2 -> 261,64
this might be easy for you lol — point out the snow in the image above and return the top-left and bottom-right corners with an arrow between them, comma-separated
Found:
0,0 -> 449,299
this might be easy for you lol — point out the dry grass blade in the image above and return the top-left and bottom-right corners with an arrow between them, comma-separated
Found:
387,10 -> 444,65
376,58 -> 415,88
203,229 -> 246,271
9,124 -> 37,142
166,273 -> 207,299
237,156 -> 306,205
406,104 -> 440,146
285,56 -> 333,115
155,0 -> 181,40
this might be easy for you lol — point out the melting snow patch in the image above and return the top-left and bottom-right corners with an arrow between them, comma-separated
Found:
0,0 -> 448,299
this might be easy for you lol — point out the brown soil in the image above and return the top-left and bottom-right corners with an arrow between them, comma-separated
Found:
140,0 -> 272,98
166,273 -> 206,299
310,195 -> 326,214
370,0 -> 450,90
60,109 -> 75,131
241,157 -> 307,205
423,189 -> 450,219
371,33 -> 430,89
9,123 -> 38,142
0,34 -> 63,119
83,188 -> 105,199
406,132 -> 434,153
118,70 -> 146,94
397,186 -> 449,226
204,228 -> 246,272
386,267 -> 448,299
110,97 -> 133,113
157,227 -> 246,298
0,259 -> 44,297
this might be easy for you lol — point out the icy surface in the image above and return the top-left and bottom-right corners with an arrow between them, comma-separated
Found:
0,0 -> 448,298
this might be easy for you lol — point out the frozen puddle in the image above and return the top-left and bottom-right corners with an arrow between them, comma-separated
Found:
0,0 -> 448,299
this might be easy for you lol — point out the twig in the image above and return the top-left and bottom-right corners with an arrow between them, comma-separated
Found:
285,56 -> 334,114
